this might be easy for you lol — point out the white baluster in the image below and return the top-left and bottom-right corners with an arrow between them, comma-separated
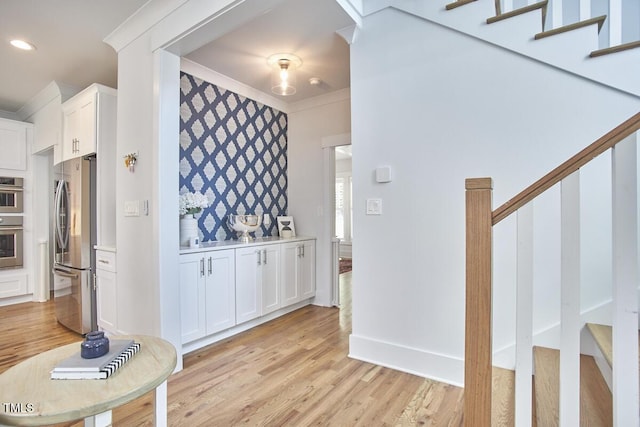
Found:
609,0 -> 622,45
560,171 -> 581,426
611,135 -> 639,427
579,0 -> 591,21
515,203 -> 534,427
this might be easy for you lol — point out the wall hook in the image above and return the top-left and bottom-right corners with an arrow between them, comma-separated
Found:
124,152 -> 138,172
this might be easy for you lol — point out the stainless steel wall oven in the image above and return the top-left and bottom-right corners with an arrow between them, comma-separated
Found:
0,177 -> 24,213
0,216 -> 23,269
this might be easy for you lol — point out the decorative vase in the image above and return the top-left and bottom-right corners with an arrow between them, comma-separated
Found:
81,331 -> 110,359
180,214 -> 199,247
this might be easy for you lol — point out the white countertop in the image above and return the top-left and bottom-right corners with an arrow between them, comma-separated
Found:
179,235 -> 315,255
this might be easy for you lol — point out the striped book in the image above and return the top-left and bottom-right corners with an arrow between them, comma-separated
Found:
51,341 -> 141,380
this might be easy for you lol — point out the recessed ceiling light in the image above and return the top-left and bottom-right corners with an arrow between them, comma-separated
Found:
10,39 -> 36,51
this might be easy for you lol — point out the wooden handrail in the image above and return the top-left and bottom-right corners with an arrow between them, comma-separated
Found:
492,112 -> 640,225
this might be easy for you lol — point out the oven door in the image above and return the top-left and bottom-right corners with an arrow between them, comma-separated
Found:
0,178 -> 24,214
0,217 -> 23,269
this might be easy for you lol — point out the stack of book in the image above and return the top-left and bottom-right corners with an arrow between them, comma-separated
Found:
50,339 -> 141,380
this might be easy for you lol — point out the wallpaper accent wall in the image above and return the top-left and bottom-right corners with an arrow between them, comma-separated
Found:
179,72 -> 288,241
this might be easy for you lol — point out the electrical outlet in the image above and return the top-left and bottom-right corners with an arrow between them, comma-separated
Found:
366,198 -> 382,215
124,200 -> 140,217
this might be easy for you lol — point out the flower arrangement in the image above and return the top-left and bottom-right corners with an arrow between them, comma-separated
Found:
179,192 -> 210,216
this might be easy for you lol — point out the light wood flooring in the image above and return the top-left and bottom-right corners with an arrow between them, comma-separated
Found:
0,273 -> 467,426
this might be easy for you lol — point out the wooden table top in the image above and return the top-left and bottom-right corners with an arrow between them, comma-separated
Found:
0,335 -> 176,426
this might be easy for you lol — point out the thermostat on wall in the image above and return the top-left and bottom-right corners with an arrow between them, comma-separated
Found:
376,166 -> 392,183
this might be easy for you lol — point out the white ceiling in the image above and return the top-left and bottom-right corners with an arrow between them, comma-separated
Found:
0,0 -> 354,116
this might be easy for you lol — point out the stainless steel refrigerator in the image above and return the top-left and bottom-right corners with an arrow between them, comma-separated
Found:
53,155 -> 97,335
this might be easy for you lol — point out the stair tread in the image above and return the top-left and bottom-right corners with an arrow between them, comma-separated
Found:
487,0 -> 547,25
535,15 -> 606,40
590,40 -> 640,58
445,0 -> 477,11
533,346 -> 612,426
586,323 -> 613,367
492,367 -> 515,426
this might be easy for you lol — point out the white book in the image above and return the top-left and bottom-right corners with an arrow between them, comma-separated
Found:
50,341 -> 140,380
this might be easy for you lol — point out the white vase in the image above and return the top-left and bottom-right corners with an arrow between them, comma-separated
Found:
180,214 -> 199,247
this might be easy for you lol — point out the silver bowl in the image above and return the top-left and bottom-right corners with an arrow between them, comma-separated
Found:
228,214 -> 262,242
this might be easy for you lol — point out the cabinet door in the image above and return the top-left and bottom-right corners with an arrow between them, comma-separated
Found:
281,242 -> 300,306
179,253 -> 206,343
62,91 -> 97,161
62,106 -> 79,161
205,249 -> 236,334
76,95 -> 96,157
0,118 -> 28,170
261,245 -> 281,315
299,240 -> 316,300
96,269 -> 117,333
235,247 -> 262,324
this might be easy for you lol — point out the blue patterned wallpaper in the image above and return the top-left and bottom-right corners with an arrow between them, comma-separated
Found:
179,72 -> 288,241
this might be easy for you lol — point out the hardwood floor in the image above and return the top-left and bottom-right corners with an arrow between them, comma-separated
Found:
0,273 -> 466,426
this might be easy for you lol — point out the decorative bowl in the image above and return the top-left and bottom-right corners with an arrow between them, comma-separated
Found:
228,214 -> 262,242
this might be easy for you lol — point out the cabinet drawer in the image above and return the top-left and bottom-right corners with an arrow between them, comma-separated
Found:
95,250 -> 116,272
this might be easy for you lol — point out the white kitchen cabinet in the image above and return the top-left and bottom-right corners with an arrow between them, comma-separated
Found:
0,118 -> 30,171
95,249 -> 117,334
61,83 -> 116,162
235,244 -> 281,324
281,239 -> 316,306
180,249 -> 236,344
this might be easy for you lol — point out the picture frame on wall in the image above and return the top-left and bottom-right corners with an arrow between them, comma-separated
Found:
277,216 -> 296,238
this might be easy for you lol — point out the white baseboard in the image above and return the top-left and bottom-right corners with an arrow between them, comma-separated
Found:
348,334 -> 463,387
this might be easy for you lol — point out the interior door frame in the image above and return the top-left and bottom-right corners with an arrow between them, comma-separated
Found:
321,133 -> 351,307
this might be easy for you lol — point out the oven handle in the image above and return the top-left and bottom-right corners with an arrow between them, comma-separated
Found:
0,226 -> 23,231
53,267 -> 79,280
0,185 -> 23,192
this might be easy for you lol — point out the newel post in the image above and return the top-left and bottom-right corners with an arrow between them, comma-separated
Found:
464,178 -> 493,427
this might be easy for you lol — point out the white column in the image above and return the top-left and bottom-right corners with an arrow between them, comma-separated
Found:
515,203 -> 533,427
611,136 -> 639,427
560,172 -> 581,426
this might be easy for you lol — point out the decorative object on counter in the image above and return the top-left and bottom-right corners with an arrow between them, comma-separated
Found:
179,192 -> 210,246
80,331 -> 110,359
123,152 -> 138,173
277,216 -> 296,238
228,214 -> 262,243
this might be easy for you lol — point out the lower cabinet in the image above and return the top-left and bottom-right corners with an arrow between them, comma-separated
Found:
180,238 -> 315,346
179,249 -> 235,344
235,244 -> 281,324
96,249 -> 117,334
281,240 -> 316,306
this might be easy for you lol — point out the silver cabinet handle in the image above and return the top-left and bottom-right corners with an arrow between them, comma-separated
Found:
262,249 -> 267,265
257,250 -> 262,265
301,245 -> 305,257
200,258 -> 205,277
53,267 -> 78,280
297,245 -> 301,258
208,257 -> 212,275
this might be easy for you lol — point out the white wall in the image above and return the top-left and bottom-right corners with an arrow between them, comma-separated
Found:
288,91 -> 351,306
349,8 -> 640,385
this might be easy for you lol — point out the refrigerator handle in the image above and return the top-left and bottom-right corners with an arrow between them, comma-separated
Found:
53,267 -> 78,280
54,180 -> 69,250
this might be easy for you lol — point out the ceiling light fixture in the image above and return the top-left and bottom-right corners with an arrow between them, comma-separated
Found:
267,53 -> 302,96
10,39 -> 36,51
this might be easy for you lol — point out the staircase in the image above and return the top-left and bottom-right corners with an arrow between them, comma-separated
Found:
464,111 -> 640,427
363,0 -> 640,96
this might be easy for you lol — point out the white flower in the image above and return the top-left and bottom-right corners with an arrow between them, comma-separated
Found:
179,192 -> 210,216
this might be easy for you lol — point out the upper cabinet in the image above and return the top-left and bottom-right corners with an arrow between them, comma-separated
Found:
0,118 -> 31,171
61,84 -> 116,163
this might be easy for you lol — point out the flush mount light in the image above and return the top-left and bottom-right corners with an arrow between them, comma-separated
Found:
10,39 -> 36,51
267,53 -> 302,96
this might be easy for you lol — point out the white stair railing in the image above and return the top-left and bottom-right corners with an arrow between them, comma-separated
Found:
497,0 -> 639,48
611,135 -> 639,426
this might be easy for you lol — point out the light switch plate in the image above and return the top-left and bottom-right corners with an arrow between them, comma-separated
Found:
124,200 -> 140,217
366,198 -> 382,215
